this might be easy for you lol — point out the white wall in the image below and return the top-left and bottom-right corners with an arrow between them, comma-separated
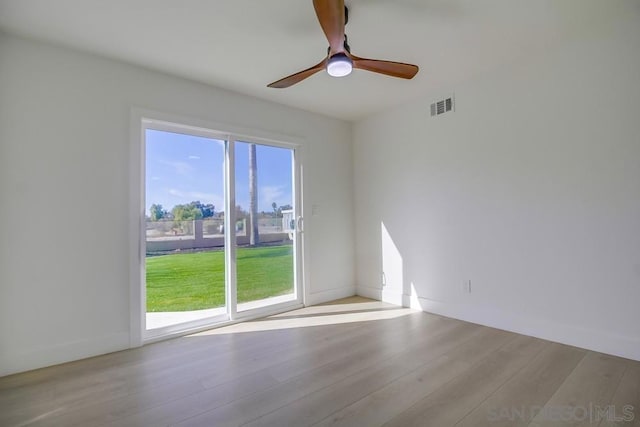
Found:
0,34 -> 355,376
354,11 -> 640,360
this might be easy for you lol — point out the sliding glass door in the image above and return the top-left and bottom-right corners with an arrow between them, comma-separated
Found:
145,129 -> 228,332
235,141 -> 297,312
142,120 -> 302,338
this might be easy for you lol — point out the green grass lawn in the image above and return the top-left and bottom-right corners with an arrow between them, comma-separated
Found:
146,245 -> 293,312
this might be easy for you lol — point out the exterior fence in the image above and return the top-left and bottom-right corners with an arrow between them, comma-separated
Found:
146,217 -> 292,253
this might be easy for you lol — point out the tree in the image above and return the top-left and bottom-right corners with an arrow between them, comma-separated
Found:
272,202 -> 278,216
188,201 -> 215,218
172,204 -> 203,221
166,201 -> 214,222
249,143 -> 259,245
149,204 -> 165,221
200,203 -> 215,218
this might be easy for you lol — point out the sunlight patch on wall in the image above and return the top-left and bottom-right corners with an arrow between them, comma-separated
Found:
381,222 -> 404,305
409,282 -> 423,311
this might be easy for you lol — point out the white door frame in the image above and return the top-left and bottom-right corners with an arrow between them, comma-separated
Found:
129,108 -> 305,346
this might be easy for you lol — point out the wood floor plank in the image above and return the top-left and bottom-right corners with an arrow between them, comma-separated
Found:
4,376 -> 208,427
0,326 -> 299,408
598,363 -> 640,427
172,315 -> 480,426
104,369 -> 282,427
203,311 -> 449,387
1,323 -> 359,426
3,305 -> 419,427
1,297 -> 638,427
525,352 -> 628,427
249,325 -> 513,427
0,299 -> 398,405
0,299 -> 396,426
312,331 -> 537,427
455,342 -> 587,427
105,310 -> 434,427
382,334 -> 547,427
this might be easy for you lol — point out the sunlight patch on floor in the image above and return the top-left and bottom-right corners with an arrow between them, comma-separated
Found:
189,297 -> 416,336
146,294 -> 296,330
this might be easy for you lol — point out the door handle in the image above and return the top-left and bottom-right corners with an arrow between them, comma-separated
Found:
296,216 -> 304,233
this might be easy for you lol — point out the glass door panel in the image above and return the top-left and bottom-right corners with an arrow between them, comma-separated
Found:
234,141 -> 296,312
144,129 -> 227,331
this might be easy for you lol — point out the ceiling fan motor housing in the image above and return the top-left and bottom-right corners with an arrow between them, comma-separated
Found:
327,34 -> 351,56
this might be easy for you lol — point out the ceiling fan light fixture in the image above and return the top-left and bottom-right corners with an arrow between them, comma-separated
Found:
327,53 -> 353,77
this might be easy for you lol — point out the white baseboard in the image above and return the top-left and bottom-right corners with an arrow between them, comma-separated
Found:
417,296 -> 640,362
360,286 -> 413,308
353,287 -> 639,362
0,331 -> 130,377
307,286 -> 356,306
356,285 -> 382,300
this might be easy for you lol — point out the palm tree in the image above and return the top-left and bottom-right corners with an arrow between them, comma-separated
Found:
248,143 -> 259,245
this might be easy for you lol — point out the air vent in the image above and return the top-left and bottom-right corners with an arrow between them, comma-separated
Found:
430,96 -> 454,117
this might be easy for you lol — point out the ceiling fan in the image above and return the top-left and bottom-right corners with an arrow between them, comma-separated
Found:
267,0 -> 419,88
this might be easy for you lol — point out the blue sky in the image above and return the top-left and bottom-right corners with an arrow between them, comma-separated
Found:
145,129 -> 292,216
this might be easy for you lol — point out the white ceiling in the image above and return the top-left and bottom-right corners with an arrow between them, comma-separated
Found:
0,0 -> 625,121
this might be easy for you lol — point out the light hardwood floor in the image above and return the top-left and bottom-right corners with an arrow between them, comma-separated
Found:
1,297 -> 638,426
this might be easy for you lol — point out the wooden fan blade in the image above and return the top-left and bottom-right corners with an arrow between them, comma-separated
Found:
267,58 -> 327,88
313,0 -> 345,54
351,55 -> 419,79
